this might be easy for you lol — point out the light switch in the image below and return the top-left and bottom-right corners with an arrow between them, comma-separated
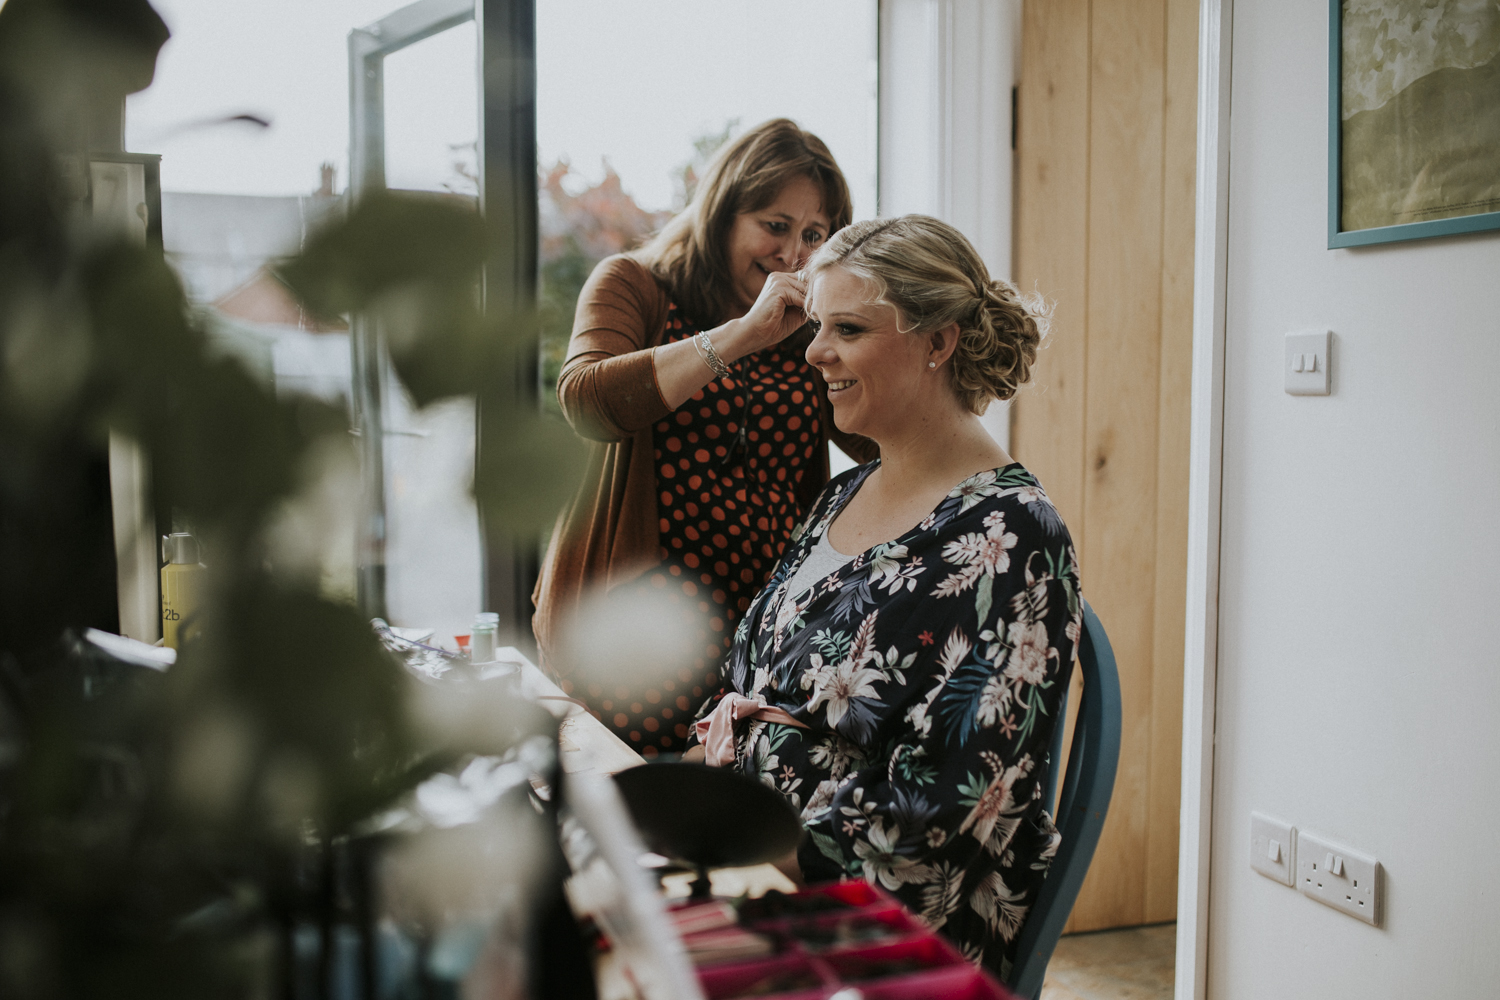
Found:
1250,811 -> 1296,886
1286,330 -> 1331,395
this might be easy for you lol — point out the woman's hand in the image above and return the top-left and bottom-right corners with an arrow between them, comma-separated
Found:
718,270 -> 810,362
653,270 -> 810,410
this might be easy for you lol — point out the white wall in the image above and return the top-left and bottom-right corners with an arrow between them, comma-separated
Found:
1208,0 -> 1500,996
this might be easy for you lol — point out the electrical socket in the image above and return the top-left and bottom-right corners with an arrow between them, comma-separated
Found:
1249,812 -> 1296,886
1296,830 -> 1380,926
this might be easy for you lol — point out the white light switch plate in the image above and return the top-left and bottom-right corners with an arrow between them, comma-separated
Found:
1297,830 -> 1380,925
1250,811 -> 1296,886
1285,329 -> 1331,395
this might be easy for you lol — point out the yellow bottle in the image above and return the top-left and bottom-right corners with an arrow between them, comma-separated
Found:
160,533 -> 205,650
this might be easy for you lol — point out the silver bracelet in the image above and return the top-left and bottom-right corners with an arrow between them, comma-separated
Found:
694,329 -> 733,379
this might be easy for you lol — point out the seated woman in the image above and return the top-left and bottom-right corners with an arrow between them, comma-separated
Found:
686,215 -> 1080,975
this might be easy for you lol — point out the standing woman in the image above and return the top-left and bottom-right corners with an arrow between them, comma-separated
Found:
534,119 -> 876,755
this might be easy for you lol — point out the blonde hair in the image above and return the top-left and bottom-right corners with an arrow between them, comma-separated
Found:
637,118 -> 852,326
804,215 -> 1049,414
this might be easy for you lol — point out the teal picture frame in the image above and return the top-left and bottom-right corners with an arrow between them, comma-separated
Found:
1328,0 -> 1500,249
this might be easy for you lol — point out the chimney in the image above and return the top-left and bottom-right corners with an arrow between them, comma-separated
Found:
317,162 -> 335,197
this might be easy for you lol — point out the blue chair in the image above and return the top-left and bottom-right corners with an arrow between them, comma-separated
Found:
1005,599 -> 1123,1000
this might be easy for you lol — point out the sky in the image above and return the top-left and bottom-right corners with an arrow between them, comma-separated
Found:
123,0 -> 878,217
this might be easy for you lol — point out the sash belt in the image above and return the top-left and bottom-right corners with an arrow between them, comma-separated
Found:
693,694 -> 808,767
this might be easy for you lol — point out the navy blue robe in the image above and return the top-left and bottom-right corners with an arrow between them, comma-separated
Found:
718,461 -> 1082,974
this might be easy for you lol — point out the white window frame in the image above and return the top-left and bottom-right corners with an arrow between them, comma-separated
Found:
877,0 -> 1020,450
1179,1 -> 1232,998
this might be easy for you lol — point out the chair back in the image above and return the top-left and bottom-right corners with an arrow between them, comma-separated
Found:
1004,599 -> 1123,1000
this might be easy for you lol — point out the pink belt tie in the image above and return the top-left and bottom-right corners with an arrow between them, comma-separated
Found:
693,694 -> 808,767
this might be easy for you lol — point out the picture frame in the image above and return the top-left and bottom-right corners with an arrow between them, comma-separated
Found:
1328,0 -> 1500,249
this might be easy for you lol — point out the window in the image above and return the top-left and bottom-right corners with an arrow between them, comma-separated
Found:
127,0 -> 881,641
535,0 -> 879,463
127,0 -> 483,641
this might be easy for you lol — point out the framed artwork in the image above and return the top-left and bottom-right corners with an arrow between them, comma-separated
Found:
1329,1 -> 1500,248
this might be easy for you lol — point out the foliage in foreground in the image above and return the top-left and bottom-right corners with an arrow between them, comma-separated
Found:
0,2 -> 583,994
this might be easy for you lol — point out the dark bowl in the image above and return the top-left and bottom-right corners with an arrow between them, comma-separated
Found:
611,761 -> 803,870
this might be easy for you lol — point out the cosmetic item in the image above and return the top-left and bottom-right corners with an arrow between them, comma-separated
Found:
470,612 -> 499,664
160,532 -> 205,650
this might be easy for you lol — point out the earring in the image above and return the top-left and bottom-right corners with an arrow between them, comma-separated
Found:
928,362 -> 936,369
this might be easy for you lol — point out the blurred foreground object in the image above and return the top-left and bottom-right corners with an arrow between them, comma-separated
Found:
683,882 -> 1018,1000
0,1 -> 583,995
612,763 -> 801,901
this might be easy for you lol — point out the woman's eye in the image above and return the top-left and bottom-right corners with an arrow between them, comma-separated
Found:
804,230 -> 825,245
766,220 -> 789,233
809,320 -> 822,334
837,324 -> 862,337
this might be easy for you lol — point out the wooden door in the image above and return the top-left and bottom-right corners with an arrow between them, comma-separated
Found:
1011,0 -> 1198,932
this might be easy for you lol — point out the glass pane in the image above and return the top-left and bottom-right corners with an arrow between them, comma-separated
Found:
384,20 -> 479,195
127,0 -> 399,197
535,0 -> 880,418
126,1 -> 483,640
378,21 -> 483,641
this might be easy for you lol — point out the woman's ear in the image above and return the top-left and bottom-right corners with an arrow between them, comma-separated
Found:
927,322 -> 961,368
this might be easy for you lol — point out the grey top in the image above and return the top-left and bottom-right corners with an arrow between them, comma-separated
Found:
785,531 -> 853,598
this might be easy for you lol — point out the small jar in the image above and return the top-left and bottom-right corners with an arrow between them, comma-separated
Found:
470,612 -> 499,664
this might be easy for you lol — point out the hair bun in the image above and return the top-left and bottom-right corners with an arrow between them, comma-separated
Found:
955,278 -> 1047,404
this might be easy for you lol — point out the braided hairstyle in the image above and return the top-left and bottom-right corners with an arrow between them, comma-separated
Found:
803,215 -> 1050,414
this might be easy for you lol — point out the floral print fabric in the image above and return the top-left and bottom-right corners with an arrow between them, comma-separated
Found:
719,461 -> 1082,974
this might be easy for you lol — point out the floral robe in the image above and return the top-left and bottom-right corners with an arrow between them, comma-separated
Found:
716,461 -> 1082,974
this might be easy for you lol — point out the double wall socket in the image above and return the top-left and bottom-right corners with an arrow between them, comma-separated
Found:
1250,814 -> 1382,926
1297,830 -> 1380,926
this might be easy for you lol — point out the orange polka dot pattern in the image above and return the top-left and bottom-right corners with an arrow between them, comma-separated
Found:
596,304 -> 823,756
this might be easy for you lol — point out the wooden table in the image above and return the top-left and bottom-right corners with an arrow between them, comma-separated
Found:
496,647 -> 646,777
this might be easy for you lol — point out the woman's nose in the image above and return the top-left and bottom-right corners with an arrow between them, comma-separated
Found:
776,232 -> 803,267
793,238 -> 813,269
805,325 -> 835,366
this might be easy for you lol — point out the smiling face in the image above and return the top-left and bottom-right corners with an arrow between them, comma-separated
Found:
723,174 -> 831,317
805,267 -> 943,442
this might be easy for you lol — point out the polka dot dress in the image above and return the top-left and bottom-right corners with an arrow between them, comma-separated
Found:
587,304 -> 823,756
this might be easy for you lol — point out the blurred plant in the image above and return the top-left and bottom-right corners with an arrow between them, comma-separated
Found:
0,1 -> 583,996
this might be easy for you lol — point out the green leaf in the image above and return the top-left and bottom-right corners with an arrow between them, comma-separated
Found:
473,405 -> 586,533
279,191 -> 487,318
975,572 -> 994,627
956,770 -> 988,806
810,828 -> 845,864
765,722 -> 798,754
